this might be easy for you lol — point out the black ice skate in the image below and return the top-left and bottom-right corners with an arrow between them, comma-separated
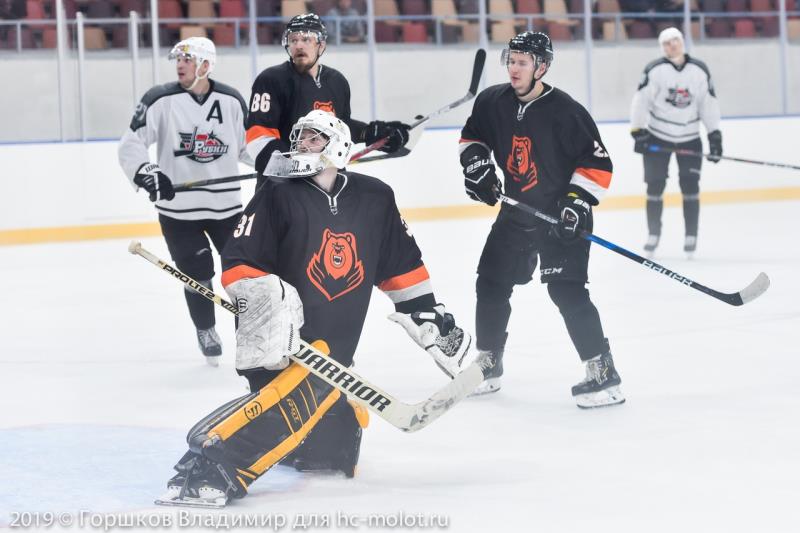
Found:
155,453 -> 246,509
196,327 -> 222,365
469,349 -> 503,396
684,235 -> 697,256
571,351 -> 625,409
644,234 -> 660,254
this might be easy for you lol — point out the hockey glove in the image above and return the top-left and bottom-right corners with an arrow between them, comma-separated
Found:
551,192 -> 592,243
388,304 -> 473,379
631,128 -> 651,154
707,130 -> 723,163
224,275 -> 304,371
461,145 -> 501,206
363,120 -> 411,153
133,163 -> 175,202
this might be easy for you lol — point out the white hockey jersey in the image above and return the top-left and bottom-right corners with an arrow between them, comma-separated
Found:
630,55 -> 721,144
118,80 -> 251,221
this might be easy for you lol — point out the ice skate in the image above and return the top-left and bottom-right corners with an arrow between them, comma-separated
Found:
683,235 -> 697,258
643,234 -> 660,255
155,454 -> 243,509
196,327 -> 222,365
572,351 -> 625,409
469,349 -> 503,396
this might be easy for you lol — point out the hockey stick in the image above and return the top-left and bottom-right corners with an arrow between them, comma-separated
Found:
498,195 -> 770,306
348,48 -> 487,163
173,50 -> 487,192
127,241 -> 488,433
646,144 -> 800,172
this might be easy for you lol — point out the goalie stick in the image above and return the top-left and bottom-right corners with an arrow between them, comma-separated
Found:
498,195 -> 770,306
128,241 -> 489,432
172,49 -> 487,192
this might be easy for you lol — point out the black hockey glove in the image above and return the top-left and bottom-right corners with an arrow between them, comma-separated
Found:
631,128 -> 652,154
133,163 -> 175,202
551,192 -> 592,244
363,120 -> 411,153
461,145 -> 501,206
707,130 -> 723,163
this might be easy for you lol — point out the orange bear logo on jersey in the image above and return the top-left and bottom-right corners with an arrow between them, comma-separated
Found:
506,135 -> 538,191
313,101 -> 336,115
307,229 -> 365,301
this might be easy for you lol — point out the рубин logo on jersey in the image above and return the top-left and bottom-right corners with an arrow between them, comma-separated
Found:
173,127 -> 229,163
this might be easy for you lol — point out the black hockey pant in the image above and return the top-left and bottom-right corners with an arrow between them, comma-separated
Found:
643,137 -> 703,237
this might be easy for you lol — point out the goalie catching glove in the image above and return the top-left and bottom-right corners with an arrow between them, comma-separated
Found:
388,304 -> 472,378
224,275 -> 304,370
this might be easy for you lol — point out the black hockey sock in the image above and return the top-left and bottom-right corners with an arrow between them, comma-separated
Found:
683,194 -> 699,237
547,283 -> 607,361
184,280 -> 215,330
476,276 -> 512,351
646,196 -> 663,236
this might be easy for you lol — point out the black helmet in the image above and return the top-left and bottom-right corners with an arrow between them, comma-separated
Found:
282,13 -> 328,47
505,31 -> 554,65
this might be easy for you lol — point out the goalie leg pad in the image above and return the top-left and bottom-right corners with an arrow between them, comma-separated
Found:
182,342 -> 341,497
281,397 -> 368,478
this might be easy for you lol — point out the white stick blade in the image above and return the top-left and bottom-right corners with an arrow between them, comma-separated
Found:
739,272 -> 770,304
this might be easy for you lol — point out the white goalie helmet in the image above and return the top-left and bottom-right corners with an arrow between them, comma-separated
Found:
169,36 -> 216,76
288,110 -> 352,177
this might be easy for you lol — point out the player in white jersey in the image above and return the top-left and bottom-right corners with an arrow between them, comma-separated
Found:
630,27 -> 722,255
118,37 -> 252,364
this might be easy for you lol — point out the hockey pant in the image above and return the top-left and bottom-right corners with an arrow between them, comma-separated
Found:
643,137 -> 702,237
176,342 -> 344,498
476,210 -> 608,361
158,213 -> 240,330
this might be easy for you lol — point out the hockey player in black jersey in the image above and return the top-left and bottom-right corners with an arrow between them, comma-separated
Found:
156,110 -> 473,507
458,31 -> 623,408
118,37 -> 251,364
245,13 -> 411,188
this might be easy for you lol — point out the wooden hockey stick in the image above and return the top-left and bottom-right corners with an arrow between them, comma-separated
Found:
499,195 -> 770,306
128,241 -> 488,432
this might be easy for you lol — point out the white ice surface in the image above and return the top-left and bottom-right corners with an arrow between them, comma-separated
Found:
1,199 -> 799,532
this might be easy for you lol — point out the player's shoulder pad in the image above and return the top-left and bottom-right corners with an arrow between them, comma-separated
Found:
643,57 -> 670,75
212,80 -> 248,114
686,55 -> 712,78
344,171 -> 395,198
130,81 -> 183,130
637,58 -> 669,90
253,62 -> 293,87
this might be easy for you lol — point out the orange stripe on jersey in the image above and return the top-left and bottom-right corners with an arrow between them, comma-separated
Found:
575,167 -> 612,189
459,138 -> 482,145
221,264 -> 269,288
246,126 -> 281,144
378,265 -> 430,292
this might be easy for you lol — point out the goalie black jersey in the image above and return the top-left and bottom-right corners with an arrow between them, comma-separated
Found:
245,62 -> 367,173
221,172 -> 431,366
460,83 -> 613,210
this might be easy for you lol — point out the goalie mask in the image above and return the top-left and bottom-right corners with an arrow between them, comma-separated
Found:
288,110 -> 352,178
169,37 -> 216,90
